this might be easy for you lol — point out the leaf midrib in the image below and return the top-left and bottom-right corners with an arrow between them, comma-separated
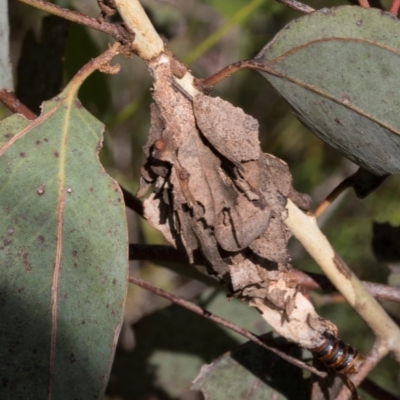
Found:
261,37 -> 400,136
48,95 -> 73,399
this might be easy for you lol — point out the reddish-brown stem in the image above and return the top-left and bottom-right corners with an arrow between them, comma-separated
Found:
0,90 -> 37,120
199,60 -> 259,89
128,274 -> 326,377
358,0 -> 371,7
390,0 -> 400,15
314,179 -> 353,218
17,0 -> 133,43
315,169 -> 387,218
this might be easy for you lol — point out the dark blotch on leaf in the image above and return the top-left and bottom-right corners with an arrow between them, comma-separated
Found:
72,250 -> 77,257
54,151 -> 59,158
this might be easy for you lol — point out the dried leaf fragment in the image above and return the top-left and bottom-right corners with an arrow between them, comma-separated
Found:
193,94 -> 261,168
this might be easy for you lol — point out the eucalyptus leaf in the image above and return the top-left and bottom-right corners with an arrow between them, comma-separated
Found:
191,337 -> 306,400
256,6 -> 400,176
0,80 -> 128,398
0,0 -> 13,90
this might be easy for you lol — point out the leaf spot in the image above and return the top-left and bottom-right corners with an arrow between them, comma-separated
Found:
81,320 -> 85,325
334,118 -> 343,126
35,140 -> 41,146
54,151 -> 59,158
356,20 -> 363,26
37,184 -> 46,196
72,250 -> 77,257
7,228 -> 14,236
66,187 -> 73,194
19,152 -> 27,158
70,353 -> 76,364
341,95 -> 352,106
38,236 -> 44,243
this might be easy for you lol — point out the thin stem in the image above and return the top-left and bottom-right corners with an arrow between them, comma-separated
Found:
358,0 -> 371,7
129,244 -> 400,303
128,274 -> 326,378
274,0 -> 315,14
314,179 -> 353,218
17,0 -> 133,43
200,60 -> 258,89
63,43 -> 121,99
0,90 -> 37,120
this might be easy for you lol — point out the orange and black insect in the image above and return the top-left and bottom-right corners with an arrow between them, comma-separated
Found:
311,332 -> 365,374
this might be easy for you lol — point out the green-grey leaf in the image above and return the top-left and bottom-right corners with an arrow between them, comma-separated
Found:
191,338 -> 306,400
0,85 -> 128,398
256,6 -> 400,176
0,0 -> 13,90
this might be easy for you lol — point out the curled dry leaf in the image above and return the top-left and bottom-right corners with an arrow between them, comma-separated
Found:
138,55 -> 336,351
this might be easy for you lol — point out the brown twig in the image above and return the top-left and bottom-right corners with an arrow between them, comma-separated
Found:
274,0 -> 315,14
314,179 -> 353,218
290,270 -> 400,303
199,60 -> 258,89
129,244 -> 400,303
128,273 -> 326,378
315,169 -> 387,218
17,0 -> 134,44
0,90 -> 37,120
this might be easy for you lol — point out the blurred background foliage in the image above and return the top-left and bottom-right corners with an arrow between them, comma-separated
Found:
6,0 -> 400,398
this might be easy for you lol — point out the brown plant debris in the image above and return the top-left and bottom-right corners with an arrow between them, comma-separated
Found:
138,55 -> 334,350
